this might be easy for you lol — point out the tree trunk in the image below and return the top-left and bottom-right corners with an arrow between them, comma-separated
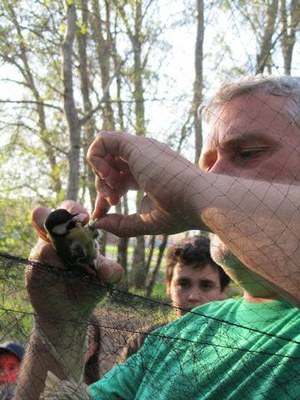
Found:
193,0 -> 204,164
91,0 -> 115,131
144,235 -> 156,278
146,234 -> 169,298
115,0 -> 148,287
62,1 -> 81,201
117,236 -> 129,290
132,235 -> 146,288
255,0 -> 279,74
280,0 -> 300,75
77,1 -> 98,207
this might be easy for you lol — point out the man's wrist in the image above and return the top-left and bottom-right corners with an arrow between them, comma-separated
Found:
34,315 -> 89,382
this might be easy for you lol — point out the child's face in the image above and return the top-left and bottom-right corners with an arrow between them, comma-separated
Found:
168,263 -> 224,317
0,352 -> 21,384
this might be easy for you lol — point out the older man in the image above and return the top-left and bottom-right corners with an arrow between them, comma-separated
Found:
16,76 -> 300,399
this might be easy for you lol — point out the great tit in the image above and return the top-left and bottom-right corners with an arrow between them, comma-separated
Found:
44,209 -> 99,276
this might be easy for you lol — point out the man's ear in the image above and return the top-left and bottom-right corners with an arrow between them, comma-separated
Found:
166,280 -> 171,298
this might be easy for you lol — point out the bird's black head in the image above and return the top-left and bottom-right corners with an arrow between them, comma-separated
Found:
44,209 -> 78,236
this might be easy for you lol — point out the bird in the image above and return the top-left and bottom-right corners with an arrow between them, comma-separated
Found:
44,208 -> 99,276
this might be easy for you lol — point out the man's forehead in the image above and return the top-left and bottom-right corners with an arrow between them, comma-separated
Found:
207,91 -> 288,117
203,101 -> 247,150
203,93 -> 291,145
204,131 -> 272,153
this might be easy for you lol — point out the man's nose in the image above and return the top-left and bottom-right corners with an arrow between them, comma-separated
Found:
208,157 -> 230,175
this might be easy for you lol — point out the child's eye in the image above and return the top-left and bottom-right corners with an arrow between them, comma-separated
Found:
200,281 -> 215,291
177,280 -> 190,289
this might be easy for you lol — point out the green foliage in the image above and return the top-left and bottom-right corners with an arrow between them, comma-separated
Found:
0,258 -> 34,343
76,20 -> 88,35
0,198 -> 39,258
149,280 -> 167,300
0,196 -> 36,342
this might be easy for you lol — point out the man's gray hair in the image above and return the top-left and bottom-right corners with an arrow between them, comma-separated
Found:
203,75 -> 300,128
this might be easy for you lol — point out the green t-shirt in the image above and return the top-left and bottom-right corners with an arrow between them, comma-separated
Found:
89,298 -> 300,399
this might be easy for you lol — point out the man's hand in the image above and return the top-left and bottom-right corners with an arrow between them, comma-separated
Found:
15,200 -> 124,400
87,131 -> 203,237
27,200 -> 123,323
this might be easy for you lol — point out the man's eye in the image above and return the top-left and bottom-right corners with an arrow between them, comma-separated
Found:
236,148 -> 264,161
240,150 -> 255,158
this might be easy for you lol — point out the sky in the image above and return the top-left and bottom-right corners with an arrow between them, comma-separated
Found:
1,1 -> 300,205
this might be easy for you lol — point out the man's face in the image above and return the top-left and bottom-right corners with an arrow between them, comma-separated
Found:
200,93 -> 300,182
168,263 -> 224,317
0,352 -> 21,384
199,92 -> 300,297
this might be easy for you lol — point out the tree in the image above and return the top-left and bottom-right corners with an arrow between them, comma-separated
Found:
0,0 -> 166,292
1,0 -> 300,297
225,0 -> 299,75
0,0 -> 66,203
255,0 -> 279,74
62,1 -> 81,200
112,0 -> 160,289
280,0 -> 300,75
193,0 -> 204,163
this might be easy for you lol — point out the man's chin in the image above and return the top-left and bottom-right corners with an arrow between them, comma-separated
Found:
209,235 -> 277,299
